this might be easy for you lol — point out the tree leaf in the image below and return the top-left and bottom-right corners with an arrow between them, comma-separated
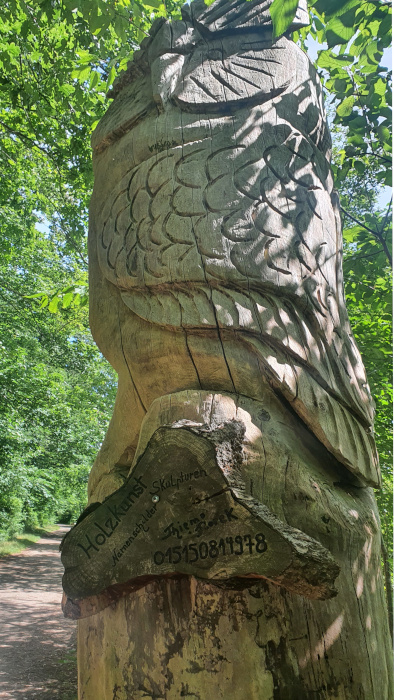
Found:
48,296 -> 60,313
62,292 -> 74,309
337,95 -> 355,116
270,0 -> 299,39
326,17 -> 355,48
317,50 -> 354,69
374,77 -> 387,96
143,0 -> 161,8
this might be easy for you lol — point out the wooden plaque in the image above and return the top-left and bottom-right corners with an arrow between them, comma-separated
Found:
61,422 -> 339,605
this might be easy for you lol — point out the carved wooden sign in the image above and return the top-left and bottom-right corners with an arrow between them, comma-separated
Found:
61,422 -> 339,604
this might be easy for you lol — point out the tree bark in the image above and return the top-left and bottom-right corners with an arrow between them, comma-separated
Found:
78,572 -> 392,700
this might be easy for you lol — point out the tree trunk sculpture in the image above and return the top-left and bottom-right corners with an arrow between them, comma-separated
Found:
61,1 -> 393,697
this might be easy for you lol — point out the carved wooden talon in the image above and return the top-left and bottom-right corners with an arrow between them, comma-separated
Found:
61,414 -> 339,605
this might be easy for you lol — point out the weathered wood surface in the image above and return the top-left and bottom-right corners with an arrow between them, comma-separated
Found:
61,394 -> 340,604
88,0 -> 379,502
75,389 -> 392,697
78,574 -> 392,700
69,0 -> 393,697
75,398 -> 392,699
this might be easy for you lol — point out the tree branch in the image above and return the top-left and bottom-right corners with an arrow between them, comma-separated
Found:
340,206 -> 392,267
0,120 -> 53,158
344,249 -> 382,263
379,197 -> 393,237
364,152 -> 392,164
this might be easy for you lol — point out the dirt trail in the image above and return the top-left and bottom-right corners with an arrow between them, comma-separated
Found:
0,525 -> 77,699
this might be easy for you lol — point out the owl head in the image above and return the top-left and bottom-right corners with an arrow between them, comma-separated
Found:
108,0 -> 310,111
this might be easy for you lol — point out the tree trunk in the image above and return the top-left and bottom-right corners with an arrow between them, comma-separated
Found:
77,572 -> 391,700
64,0 -> 394,696
71,390 -> 393,699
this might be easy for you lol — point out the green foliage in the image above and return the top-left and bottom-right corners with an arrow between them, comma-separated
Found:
337,162 -> 392,561
0,121 -> 117,536
0,0 -> 391,576
297,1 -> 392,188
270,0 -> 299,39
0,526 -> 55,557
0,228 -> 117,535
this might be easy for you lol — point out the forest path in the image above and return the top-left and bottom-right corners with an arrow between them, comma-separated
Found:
0,525 -> 77,699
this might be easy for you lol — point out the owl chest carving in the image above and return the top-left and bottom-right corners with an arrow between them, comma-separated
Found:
98,119 -> 333,301
94,31 -> 333,309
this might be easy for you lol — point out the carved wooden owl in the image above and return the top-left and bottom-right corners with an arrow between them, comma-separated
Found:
89,0 -> 379,490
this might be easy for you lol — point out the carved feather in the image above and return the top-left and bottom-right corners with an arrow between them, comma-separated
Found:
91,9 -> 379,486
